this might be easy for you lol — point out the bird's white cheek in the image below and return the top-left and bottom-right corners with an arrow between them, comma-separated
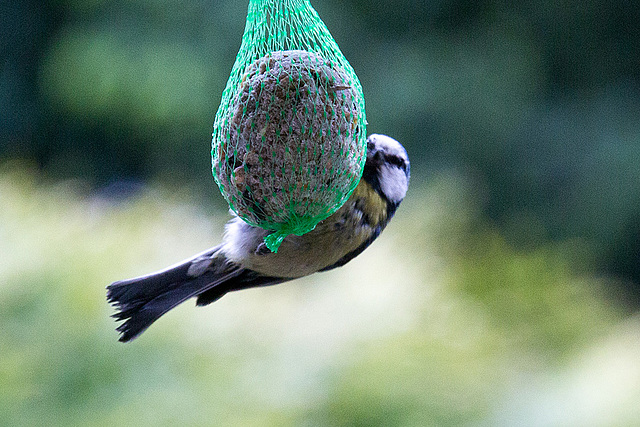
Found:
379,165 -> 408,203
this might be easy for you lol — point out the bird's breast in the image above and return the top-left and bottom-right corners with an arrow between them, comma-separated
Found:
234,179 -> 387,278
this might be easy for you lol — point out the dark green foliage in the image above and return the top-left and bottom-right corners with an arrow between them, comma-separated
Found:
3,0 -> 639,284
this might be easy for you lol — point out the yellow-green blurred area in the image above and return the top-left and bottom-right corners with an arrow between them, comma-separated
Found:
2,0 -> 640,425
2,164 -> 638,426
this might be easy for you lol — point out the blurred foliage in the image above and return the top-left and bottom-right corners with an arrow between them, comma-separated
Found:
2,0 -> 640,424
2,0 -> 639,291
1,165 -> 638,426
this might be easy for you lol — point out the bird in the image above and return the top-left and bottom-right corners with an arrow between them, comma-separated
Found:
107,134 -> 410,342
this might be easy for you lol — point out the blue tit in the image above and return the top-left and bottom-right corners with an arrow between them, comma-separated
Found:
107,134 -> 410,342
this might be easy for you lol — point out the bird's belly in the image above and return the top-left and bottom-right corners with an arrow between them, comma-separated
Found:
242,227 -> 364,278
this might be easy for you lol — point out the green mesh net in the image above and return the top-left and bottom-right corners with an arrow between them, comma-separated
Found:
211,0 -> 367,252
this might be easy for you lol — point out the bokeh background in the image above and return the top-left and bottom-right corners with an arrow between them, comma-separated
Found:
2,0 -> 640,425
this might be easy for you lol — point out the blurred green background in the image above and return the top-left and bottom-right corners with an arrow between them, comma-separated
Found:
2,0 -> 640,425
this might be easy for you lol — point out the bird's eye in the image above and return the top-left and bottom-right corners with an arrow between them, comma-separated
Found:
384,154 -> 406,170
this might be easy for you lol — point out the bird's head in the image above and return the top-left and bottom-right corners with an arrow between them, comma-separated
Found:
362,134 -> 410,210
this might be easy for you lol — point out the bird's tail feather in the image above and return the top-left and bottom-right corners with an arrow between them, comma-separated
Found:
107,247 -> 241,342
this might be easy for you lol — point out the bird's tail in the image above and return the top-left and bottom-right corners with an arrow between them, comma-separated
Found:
107,247 -> 289,342
106,246 -> 242,342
